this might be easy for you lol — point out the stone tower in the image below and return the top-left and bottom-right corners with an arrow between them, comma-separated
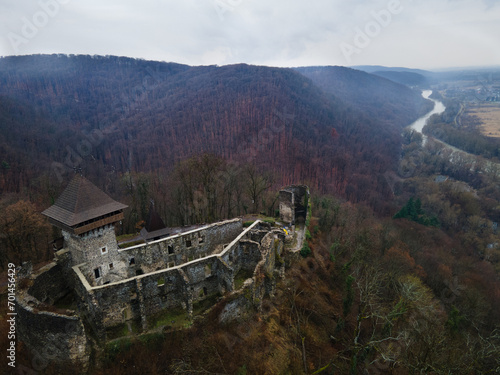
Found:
42,175 -> 128,285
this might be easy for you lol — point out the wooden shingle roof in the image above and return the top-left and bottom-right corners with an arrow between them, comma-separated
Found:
42,175 -> 128,228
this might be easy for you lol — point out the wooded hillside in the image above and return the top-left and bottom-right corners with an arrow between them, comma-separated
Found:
0,55 -> 430,211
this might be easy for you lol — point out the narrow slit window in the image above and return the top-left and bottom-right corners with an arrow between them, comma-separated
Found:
168,245 -> 174,254
94,268 -> 101,279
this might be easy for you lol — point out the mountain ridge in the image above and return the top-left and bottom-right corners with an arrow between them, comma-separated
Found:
0,54 -> 431,211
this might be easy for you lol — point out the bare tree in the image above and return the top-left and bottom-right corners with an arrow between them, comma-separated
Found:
0,200 -> 51,268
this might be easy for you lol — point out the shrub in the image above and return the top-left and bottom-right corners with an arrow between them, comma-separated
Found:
300,242 -> 311,257
263,218 -> 276,225
305,229 -> 312,240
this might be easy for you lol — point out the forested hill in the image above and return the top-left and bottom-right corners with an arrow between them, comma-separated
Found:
0,55 -> 430,208
296,66 -> 433,127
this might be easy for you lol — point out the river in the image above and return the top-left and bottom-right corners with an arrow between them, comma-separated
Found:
407,90 -> 500,176
409,90 -> 446,134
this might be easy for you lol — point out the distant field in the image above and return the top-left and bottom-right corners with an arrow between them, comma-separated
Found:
467,103 -> 500,138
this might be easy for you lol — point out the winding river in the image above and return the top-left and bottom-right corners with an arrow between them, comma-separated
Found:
407,90 -> 500,176
409,90 -> 446,134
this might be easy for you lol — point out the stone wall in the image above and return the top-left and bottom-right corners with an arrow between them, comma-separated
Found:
17,261 -> 90,371
27,262 -> 70,305
219,229 -> 286,324
17,301 -> 90,372
220,239 -> 262,278
118,219 -> 243,277
64,225 -> 128,286
253,230 -> 286,304
70,220 -> 261,335
279,190 -> 294,224
69,262 -> 106,341
20,217 -> 287,369
73,255 -> 236,331
279,185 -> 309,224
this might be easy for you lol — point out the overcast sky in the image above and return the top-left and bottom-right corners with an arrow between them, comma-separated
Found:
0,0 -> 499,70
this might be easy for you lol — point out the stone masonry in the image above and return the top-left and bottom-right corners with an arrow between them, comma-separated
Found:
17,180 -> 309,371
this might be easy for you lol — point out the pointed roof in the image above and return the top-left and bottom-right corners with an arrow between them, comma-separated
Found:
145,201 -> 166,233
42,175 -> 128,228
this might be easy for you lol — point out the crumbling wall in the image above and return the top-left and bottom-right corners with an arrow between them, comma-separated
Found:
219,230 -> 286,323
65,225 -> 128,286
17,303 -> 90,372
119,219 -> 243,276
220,238 -> 261,277
279,190 -> 294,224
253,230 -> 285,304
72,265 -> 106,340
182,256 -> 222,301
70,219 -> 267,334
92,278 -> 140,328
27,262 -> 70,305
137,268 -> 191,327
78,255 -> 232,330
17,262 -> 91,371
248,229 -> 270,243
279,185 -> 309,224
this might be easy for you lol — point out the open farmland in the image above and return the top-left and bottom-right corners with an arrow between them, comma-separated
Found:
468,103 -> 500,137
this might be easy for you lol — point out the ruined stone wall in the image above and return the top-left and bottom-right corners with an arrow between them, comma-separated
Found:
119,219 -> 242,276
64,225 -> 128,286
279,185 -> 309,224
73,256 -> 235,330
90,278 -> 140,328
219,229 -> 286,323
27,262 -> 70,305
17,301 -> 90,371
71,220 -> 257,331
248,228 -> 271,243
220,239 -> 262,278
279,190 -> 294,224
181,257 -> 221,299
134,268 -> 191,326
252,230 -> 285,303
72,265 -> 106,339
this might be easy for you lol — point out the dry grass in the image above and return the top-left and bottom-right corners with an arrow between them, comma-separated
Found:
468,103 -> 500,138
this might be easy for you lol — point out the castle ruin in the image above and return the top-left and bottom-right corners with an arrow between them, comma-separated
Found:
16,176 -> 308,369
